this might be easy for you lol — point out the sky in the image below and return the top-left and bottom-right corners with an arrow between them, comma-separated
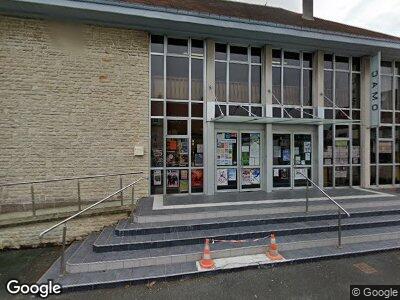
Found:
231,0 -> 400,37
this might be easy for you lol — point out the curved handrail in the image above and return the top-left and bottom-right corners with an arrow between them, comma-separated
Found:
39,176 -> 146,238
296,171 -> 350,217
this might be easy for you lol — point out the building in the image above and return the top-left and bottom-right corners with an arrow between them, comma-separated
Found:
1,0 -> 400,204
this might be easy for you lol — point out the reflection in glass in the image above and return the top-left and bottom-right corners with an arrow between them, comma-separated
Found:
151,119 -> 163,167
215,62 -> 226,102
284,52 -> 300,66
166,57 -> 189,100
352,73 -> 360,109
151,35 -> 164,53
167,120 -> 187,135
251,65 -> 261,103
166,102 -> 188,117
303,70 -> 312,106
215,43 -> 227,60
151,55 -> 164,99
324,167 -> 333,187
335,166 -> 349,186
229,63 -> 249,103
379,141 -> 393,164
379,166 -> 393,185
381,76 -> 393,110
167,38 -> 188,55
230,45 -> 248,61
191,59 -> 203,101
283,68 -> 300,105
324,70 -> 333,106
335,56 -> 349,70
272,67 -> 281,104
335,72 -> 350,108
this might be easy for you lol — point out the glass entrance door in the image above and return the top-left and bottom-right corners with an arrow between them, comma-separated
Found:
216,131 -> 262,192
273,133 -> 312,188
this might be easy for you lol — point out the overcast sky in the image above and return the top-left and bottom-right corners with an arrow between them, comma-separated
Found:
231,0 -> 400,37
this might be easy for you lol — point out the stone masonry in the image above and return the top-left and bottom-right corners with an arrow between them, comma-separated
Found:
0,16 -> 150,213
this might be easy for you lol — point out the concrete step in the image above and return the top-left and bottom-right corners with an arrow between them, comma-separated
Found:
39,234 -> 400,291
93,214 -> 400,252
133,196 -> 400,223
117,206 -> 400,236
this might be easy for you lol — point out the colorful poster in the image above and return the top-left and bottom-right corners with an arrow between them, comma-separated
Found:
241,169 -> 251,186
195,153 -> 203,166
153,170 -> 162,186
180,170 -> 188,180
228,168 -> 237,181
191,169 -> 203,187
282,149 -> 290,162
167,170 -> 179,188
242,152 -> 249,166
250,168 -> 260,184
217,169 -> 228,186
179,180 -> 189,192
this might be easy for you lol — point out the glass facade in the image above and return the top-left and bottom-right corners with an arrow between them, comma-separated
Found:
215,44 -> 263,117
150,36 -> 204,194
323,55 -> 361,187
370,60 -> 400,186
272,50 -> 313,118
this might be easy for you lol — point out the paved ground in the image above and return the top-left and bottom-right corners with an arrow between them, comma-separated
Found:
1,246 -> 400,300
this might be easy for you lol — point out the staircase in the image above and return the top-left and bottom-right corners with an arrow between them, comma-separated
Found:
38,188 -> 400,292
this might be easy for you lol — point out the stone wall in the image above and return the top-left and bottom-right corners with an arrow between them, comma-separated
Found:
0,16 -> 150,212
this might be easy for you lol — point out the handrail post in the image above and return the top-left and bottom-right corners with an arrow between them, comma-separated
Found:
119,176 -> 123,205
305,178 -> 309,213
60,224 -> 67,276
337,208 -> 342,248
131,185 -> 135,222
77,180 -> 81,211
31,184 -> 36,216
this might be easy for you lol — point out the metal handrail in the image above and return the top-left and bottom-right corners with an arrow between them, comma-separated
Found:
0,171 -> 143,187
39,176 -> 147,275
296,171 -> 350,248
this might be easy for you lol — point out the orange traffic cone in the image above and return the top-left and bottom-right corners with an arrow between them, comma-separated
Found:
267,233 -> 283,261
199,239 -> 215,269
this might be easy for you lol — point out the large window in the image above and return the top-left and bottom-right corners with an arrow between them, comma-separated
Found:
215,44 -> 262,117
150,36 -> 204,194
323,55 -> 361,187
370,60 -> 400,186
272,50 -> 313,118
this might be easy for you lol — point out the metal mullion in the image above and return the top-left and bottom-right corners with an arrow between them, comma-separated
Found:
281,50 -> 284,106
226,45 -> 230,110
188,38 -> 192,194
163,35 -> 168,195
248,46 -> 251,115
300,52 -> 304,115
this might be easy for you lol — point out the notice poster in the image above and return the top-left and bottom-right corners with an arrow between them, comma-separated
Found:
242,169 -> 251,186
167,170 -> 179,188
295,168 -> 307,179
153,170 -> 162,186
217,169 -> 228,186
197,144 -> 203,154
191,169 -> 203,187
179,180 -> 189,192
228,168 -> 237,181
273,146 -> 281,158
242,152 -> 250,166
282,149 -> 290,162
273,169 -> 279,177
195,153 -> 203,166
305,153 -> 311,161
152,149 -> 163,167
250,168 -> 260,184
181,170 -> 188,180
304,142 -> 312,153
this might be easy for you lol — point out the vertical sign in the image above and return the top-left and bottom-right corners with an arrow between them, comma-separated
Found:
370,52 -> 381,128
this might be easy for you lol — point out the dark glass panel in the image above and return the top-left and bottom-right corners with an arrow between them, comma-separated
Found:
324,167 -> 333,187
272,49 -> 281,65
379,141 -> 393,164
352,110 -> 360,120
324,70 -> 333,106
352,57 -> 361,71
335,125 -> 349,138
215,62 -> 227,101
335,71 -> 350,108
352,73 -> 360,108
284,108 -> 301,118
352,125 -> 360,164
273,134 -> 291,165
229,105 -> 249,116
335,140 -> 349,165
273,168 -> 291,188
251,106 -> 262,117
283,68 -> 301,105
379,166 -> 393,185
284,52 -> 300,66
151,35 -> 164,53
191,39 -> 204,56
381,76 -> 393,110
370,128 -> 377,164
381,61 -> 392,75
151,119 -> 163,168
303,53 -> 313,68
191,103 -> 203,118
352,167 -> 360,186
272,67 -> 281,104
166,57 -> 189,100
229,63 -> 249,103
151,55 -> 164,99
396,166 -> 400,184
251,48 -> 261,63
215,43 -> 227,60
251,65 -> 261,103
230,45 -> 248,62
324,54 -> 333,69
215,105 -> 226,117
151,170 -> 163,194
303,109 -> 314,118
381,112 -> 393,124
151,101 -> 163,116
396,127 -> 400,163
335,166 -> 349,186
396,112 -> 400,124
167,120 -> 187,135
191,120 -> 203,167
273,107 -> 281,118
335,56 -> 349,70
395,78 -> 400,110
166,102 -> 188,117
395,62 -> 400,75
324,109 -> 333,119
370,165 -> 377,185
336,110 -> 350,120
303,69 -> 312,106
167,38 -> 188,55
191,59 -> 203,101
